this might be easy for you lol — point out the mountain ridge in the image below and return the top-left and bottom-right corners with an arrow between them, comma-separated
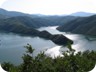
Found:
70,12 -> 96,17
0,8 -> 95,17
57,15 -> 96,36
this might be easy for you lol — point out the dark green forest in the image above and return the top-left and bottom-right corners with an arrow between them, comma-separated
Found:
1,44 -> 96,72
57,15 -> 96,36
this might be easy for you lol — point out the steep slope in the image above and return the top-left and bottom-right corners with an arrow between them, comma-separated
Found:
0,16 -> 57,29
0,8 -> 28,17
39,16 -> 77,25
0,18 -> 39,36
0,15 -> 77,29
0,14 -> 9,19
2,16 -> 45,28
0,8 -> 77,26
0,18 -> 73,45
57,15 -> 96,36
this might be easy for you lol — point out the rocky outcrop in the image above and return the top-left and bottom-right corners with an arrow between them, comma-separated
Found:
50,34 -> 73,45
38,30 -> 73,45
38,30 -> 52,39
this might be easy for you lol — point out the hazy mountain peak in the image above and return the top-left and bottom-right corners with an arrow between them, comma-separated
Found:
70,12 -> 95,17
0,8 -> 8,13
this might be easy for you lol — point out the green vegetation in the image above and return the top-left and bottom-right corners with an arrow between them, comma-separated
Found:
0,16 -> 40,36
0,8 -> 77,27
0,16 -> 73,45
1,44 -> 96,72
57,15 -> 96,36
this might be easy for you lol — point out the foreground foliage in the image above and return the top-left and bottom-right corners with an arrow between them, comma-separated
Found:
1,44 -> 96,72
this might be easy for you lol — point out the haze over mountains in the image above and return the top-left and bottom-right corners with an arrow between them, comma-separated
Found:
70,12 -> 95,17
0,8 -> 96,36
0,8 -> 95,17
0,8 -> 77,31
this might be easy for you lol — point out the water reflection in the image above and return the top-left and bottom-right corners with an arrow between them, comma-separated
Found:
45,46 -> 63,58
0,33 -> 56,65
39,26 -> 96,57
0,26 -> 96,65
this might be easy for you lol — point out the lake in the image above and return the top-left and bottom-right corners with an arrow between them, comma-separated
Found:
0,26 -> 96,65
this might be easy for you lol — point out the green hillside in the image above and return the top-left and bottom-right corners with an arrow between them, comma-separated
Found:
57,15 -> 96,36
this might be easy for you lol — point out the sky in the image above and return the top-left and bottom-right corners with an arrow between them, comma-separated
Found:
0,0 -> 7,6
0,0 -> 96,15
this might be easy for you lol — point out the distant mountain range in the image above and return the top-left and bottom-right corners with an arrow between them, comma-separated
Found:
0,8 -> 74,45
70,12 -> 95,17
0,8 -> 95,17
0,8 -> 77,28
0,8 -> 29,17
0,8 -> 96,36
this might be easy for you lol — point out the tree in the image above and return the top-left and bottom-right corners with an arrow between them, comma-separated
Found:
1,44 -> 96,72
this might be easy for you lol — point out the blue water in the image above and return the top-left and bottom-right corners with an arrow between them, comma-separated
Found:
0,26 -> 96,65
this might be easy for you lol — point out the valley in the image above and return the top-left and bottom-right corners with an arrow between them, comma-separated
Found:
0,26 -> 96,65
0,8 -> 96,65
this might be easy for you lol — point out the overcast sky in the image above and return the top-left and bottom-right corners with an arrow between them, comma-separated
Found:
0,0 -> 96,15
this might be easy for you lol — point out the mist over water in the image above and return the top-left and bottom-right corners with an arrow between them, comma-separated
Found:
0,26 -> 96,65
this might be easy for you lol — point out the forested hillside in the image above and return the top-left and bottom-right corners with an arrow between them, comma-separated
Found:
57,15 -> 96,36
0,8 -> 77,26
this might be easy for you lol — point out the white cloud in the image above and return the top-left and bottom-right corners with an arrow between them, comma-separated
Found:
0,0 -> 7,6
1,0 -> 96,14
1,0 -> 96,15
45,46 -> 63,58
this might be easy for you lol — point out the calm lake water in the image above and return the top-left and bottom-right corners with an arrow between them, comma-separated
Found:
0,26 -> 96,65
